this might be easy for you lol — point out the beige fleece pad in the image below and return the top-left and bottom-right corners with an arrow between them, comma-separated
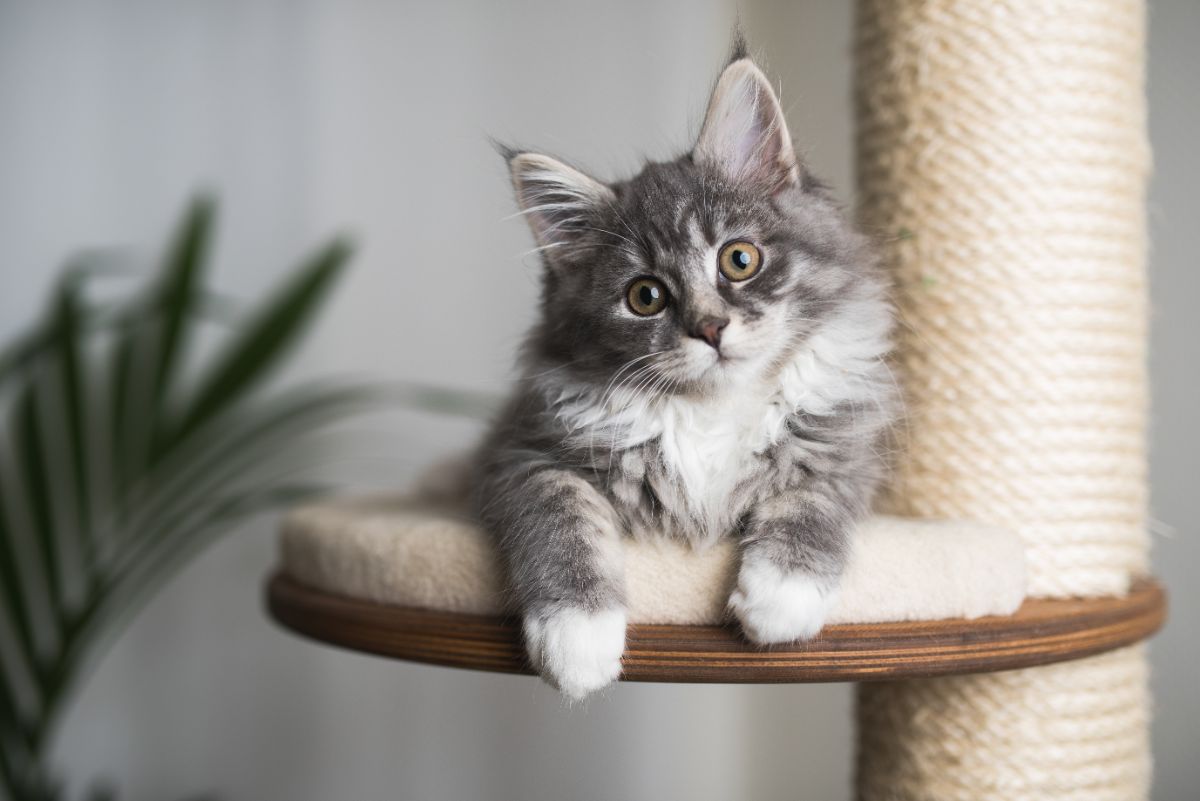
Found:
279,493 -> 1027,625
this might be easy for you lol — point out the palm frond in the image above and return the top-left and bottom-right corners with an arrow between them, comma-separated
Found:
0,477 -> 38,692
115,385 -> 372,548
10,374 -> 62,630
148,196 -> 213,416
172,237 -> 352,443
50,278 -> 91,567
0,198 -> 465,801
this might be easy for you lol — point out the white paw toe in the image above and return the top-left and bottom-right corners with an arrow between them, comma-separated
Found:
728,560 -> 834,644
524,607 -> 626,700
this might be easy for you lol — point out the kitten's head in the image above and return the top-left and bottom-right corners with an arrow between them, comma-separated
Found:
509,53 -> 874,397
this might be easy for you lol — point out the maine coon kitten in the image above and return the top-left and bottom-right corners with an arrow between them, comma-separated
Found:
474,43 -> 896,700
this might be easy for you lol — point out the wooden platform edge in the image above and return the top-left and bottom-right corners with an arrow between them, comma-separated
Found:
265,572 -> 1166,684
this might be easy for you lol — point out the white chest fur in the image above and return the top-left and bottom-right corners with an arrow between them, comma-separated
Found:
636,388 -> 780,542
550,310 -> 891,546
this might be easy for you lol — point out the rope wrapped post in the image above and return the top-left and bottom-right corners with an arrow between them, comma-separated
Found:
853,0 -> 1152,798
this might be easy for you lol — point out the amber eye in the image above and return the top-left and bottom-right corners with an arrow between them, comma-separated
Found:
718,240 -> 763,282
627,277 -> 669,316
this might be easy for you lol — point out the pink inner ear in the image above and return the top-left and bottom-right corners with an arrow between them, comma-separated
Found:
696,60 -> 797,190
732,78 -> 780,173
510,153 -> 613,257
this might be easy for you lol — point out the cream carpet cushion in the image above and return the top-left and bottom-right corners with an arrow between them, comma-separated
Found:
279,491 -> 1027,626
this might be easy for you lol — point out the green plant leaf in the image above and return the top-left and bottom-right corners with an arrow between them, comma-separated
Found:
0,199 -> 371,798
1,255 -> 137,389
114,483 -> 329,601
106,311 -> 146,502
0,468 -> 39,686
107,199 -> 217,501
0,735 -> 16,801
148,196 -> 214,456
34,483 -> 331,752
113,386 -> 373,567
0,328 -> 48,389
50,277 -> 92,563
386,381 -> 499,419
172,237 -> 352,441
0,638 -> 36,757
11,375 -> 61,624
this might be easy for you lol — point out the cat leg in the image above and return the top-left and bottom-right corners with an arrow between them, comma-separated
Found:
729,485 -> 854,644
482,468 -> 626,700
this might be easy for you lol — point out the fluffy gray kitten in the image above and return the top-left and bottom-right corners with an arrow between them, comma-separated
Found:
474,45 -> 895,699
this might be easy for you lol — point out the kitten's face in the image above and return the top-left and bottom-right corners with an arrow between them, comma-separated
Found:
510,58 -> 862,396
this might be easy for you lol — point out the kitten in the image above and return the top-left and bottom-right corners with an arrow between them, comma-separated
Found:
474,42 -> 896,700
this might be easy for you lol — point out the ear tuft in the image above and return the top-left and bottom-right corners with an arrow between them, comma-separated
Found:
727,22 -> 749,65
694,58 -> 799,193
490,138 -> 523,164
509,153 -> 613,261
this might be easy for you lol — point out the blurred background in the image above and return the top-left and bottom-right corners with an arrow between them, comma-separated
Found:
0,2 -> 1195,799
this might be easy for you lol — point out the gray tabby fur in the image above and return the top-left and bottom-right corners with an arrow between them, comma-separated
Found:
473,40 -> 897,699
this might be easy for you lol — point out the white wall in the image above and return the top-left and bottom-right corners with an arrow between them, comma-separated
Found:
0,2 -> 1194,799
1143,3 -> 1200,798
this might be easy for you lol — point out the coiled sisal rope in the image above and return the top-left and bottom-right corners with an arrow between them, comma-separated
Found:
852,1 -> 1152,799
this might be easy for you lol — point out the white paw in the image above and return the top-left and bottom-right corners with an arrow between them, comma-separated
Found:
728,560 -> 835,644
523,607 -> 626,700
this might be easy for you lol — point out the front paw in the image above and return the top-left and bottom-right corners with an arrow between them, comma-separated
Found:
728,560 -> 834,644
523,606 -> 626,700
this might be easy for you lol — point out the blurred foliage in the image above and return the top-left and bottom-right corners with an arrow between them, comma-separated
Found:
0,197 -> 379,800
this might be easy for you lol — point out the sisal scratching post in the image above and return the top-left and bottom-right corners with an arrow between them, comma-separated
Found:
853,1 -> 1152,799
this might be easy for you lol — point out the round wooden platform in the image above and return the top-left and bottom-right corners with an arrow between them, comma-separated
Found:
266,573 -> 1166,683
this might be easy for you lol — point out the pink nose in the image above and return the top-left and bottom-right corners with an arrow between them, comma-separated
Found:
689,316 -> 729,350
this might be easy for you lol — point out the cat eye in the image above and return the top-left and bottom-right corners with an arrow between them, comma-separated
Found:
626,277 -> 669,316
718,240 -> 763,282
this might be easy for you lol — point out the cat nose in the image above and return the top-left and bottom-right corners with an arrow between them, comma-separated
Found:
688,316 -> 729,350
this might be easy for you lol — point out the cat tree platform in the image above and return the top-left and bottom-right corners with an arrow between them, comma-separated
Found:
265,494 -> 1165,683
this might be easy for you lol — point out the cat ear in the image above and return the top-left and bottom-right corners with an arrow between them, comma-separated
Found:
694,58 -> 799,192
508,151 -> 614,258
